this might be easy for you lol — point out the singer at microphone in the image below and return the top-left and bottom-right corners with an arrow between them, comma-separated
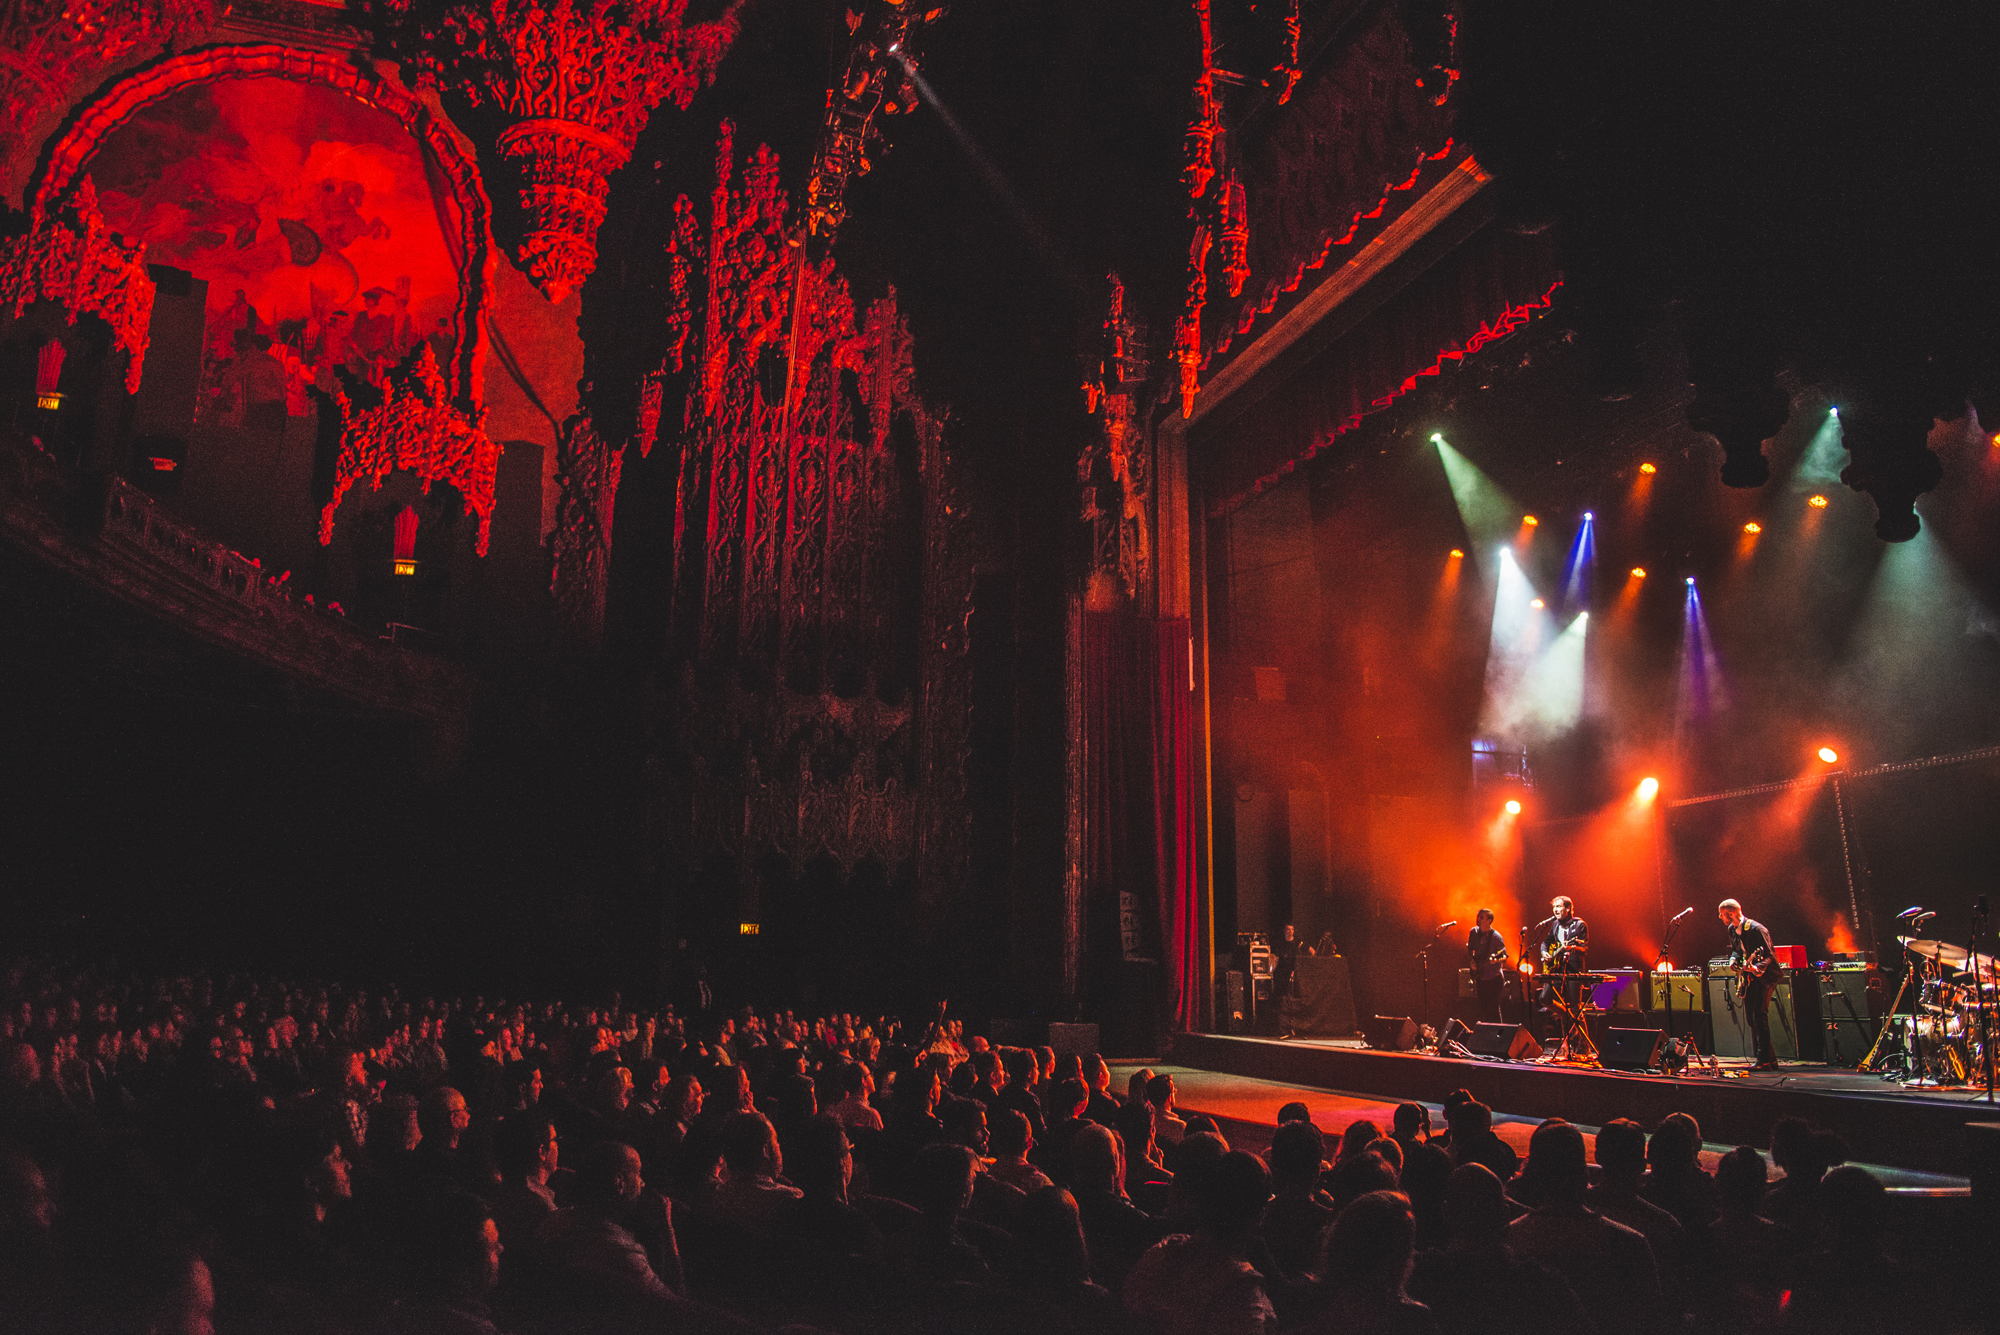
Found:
1467,909 -> 1507,1023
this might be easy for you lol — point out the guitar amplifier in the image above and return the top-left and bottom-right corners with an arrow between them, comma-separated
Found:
1645,970 -> 1706,1012
1707,968 -> 1819,1061
1818,963 -> 1887,1067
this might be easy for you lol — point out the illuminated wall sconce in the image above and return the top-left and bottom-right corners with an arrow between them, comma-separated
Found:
392,505 -> 419,578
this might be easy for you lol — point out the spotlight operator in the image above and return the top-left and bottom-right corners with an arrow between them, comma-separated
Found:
1467,909 -> 1508,1023
1719,898 -> 1779,1070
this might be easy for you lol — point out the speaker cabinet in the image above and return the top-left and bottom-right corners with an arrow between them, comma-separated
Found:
1224,971 -> 1251,1034
1707,972 -> 1807,1060
1818,965 -> 1887,1068
1364,1015 -> 1422,1051
1602,1026 -> 1668,1070
1466,1022 -> 1542,1060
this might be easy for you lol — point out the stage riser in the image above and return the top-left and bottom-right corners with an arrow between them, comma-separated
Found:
1171,1032 -> 1989,1176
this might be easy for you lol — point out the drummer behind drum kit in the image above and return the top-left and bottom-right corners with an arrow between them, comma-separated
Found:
1858,902 -> 1999,1091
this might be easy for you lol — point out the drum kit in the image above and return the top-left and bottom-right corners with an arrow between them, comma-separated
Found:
1868,933 -> 1999,1089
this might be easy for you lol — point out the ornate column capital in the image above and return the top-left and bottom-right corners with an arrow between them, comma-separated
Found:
376,0 -> 740,302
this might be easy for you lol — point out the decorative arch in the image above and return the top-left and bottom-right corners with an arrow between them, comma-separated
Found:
31,44 -> 497,406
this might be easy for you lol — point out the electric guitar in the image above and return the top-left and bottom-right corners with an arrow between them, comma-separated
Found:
1735,943 -> 1773,979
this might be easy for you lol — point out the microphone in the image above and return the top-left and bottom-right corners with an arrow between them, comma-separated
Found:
1530,915 -> 1555,932
1436,920 -> 1458,933
1671,907 -> 1694,923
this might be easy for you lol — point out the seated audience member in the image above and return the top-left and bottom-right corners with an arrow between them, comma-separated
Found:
1275,1101 -> 1314,1126
1391,1102 -> 1452,1247
383,1192 -> 505,1335
1126,1067 -> 1155,1108
1034,1076 -> 1093,1186
534,1141 -> 695,1317
1703,1145 -> 1795,1332
825,1060 -> 882,1132
996,1047 -> 1045,1139
885,1141 -> 998,1288
942,1095 -> 1028,1230
1586,1118 -> 1686,1311
1367,1135 -> 1405,1177
1123,1149 -> 1276,1335
990,1107 -> 1055,1195
1256,1119 -> 1335,1283
1777,1165 -> 1920,1335
714,1109 -> 802,1232
1070,1122 -> 1168,1288
489,1113 -> 562,1268
1145,1073 -> 1187,1148
1763,1117 -> 1844,1232
1505,1120 -> 1663,1334
1337,1118 -> 1383,1162
1117,1098 -> 1172,1212
1408,1164 -> 1591,1335
780,1113 -> 885,1262
969,1048 -> 1007,1105
1429,1090 -> 1475,1155
1326,1148 -> 1399,1213
1295,1190 -> 1437,1335
1641,1111 -> 1720,1234
1009,1185 -> 1121,1331
1443,1100 -> 1517,1184
1082,1055 -> 1121,1126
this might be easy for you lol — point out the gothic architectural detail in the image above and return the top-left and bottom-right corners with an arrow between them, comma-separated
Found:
1183,0 -> 1218,202
548,412 -> 625,642
1219,174 -> 1250,298
1083,276 -> 1153,601
320,345 -> 501,555
803,0 -> 942,243
0,181 -> 156,393
0,0 -> 213,179
374,0 -> 741,303
649,125 -> 972,926
36,45 -> 497,405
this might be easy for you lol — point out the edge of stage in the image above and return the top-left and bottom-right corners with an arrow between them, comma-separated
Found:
1169,1030 -> 2000,1177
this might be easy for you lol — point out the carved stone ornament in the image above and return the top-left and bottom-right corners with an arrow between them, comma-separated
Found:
321,344 -> 501,554
0,180 -> 155,393
376,0 -> 741,303
0,0 -> 213,179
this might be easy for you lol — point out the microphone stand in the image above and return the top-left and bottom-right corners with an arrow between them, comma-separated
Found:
1417,924 -> 1449,1051
1657,911 -> 1689,1074
1972,898 -> 1996,1103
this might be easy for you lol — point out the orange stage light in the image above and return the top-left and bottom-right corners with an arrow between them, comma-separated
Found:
1809,495 -> 1828,508
1449,549 -> 1463,559
1529,598 -> 1544,609
1655,961 -> 1671,974
1743,521 -> 1762,534
1818,747 -> 1839,764
1504,799 -> 1522,816
1636,776 -> 1659,801
1519,959 -> 1535,975
1522,515 -> 1539,527
1639,462 -> 1657,475
1630,567 -> 1646,579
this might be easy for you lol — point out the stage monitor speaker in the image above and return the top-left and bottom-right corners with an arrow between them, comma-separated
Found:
1466,1022 -> 1542,1061
1224,971 -> 1250,1034
1602,1026 -> 1669,1071
1364,1015 -> 1421,1051
1280,956 -> 1357,1037
1046,1022 -> 1099,1056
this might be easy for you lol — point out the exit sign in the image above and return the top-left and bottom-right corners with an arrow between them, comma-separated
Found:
739,922 -> 760,936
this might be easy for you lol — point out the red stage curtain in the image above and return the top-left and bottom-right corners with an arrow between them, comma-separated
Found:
1206,225 -> 1563,517
1082,611 -> 1199,1030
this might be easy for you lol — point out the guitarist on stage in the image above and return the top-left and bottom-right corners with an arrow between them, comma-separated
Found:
1536,897 -> 1590,1042
1719,898 -> 1780,1070
1468,909 -> 1508,1022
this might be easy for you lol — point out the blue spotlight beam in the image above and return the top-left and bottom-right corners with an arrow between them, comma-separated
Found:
1561,512 -> 1595,612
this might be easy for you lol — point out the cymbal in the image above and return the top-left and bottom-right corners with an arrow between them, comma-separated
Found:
1899,936 -> 1971,966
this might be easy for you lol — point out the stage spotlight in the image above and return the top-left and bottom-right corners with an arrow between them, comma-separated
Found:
1990,433 -> 1999,448
1530,598 -> 1544,609
1583,511 -> 1594,521
1519,958 -> 1534,975
1685,577 -> 1696,586
1631,567 -> 1646,579
1809,495 -> 1828,508
1523,515 -> 1539,527
1818,747 -> 1839,764
1449,548 -> 1463,559
1639,463 -> 1657,475
1743,521 -> 1761,534
1576,611 -> 1588,621
1829,407 -> 1839,417
1636,776 -> 1659,801
1654,960 -> 1671,974
1431,432 -> 1445,444
1504,799 -> 1522,815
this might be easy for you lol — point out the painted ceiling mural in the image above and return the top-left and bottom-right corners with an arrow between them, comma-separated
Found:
84,76 -> 463,423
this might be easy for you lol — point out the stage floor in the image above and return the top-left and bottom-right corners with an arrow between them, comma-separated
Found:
1119,1031 -> 1993,1182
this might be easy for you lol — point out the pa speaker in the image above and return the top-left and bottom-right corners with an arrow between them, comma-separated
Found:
1364,1015 -> 1421,1051
1602,1026 -> 1668,1071
1466,1022 -> 1542,1061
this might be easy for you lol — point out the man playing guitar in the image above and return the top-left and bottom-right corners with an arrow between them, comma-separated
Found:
1719,899 -> 1779,1070
1467,909 -> 1508,1023
1536,897 -> 1589,1042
